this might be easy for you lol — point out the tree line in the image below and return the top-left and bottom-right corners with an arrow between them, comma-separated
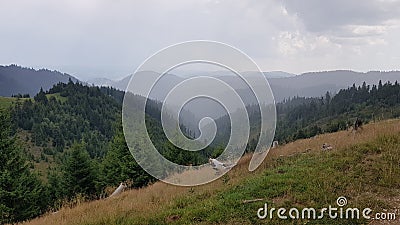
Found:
2,79 -> 400,223
2,80 -> 214,223
212,80 -> 400,151
274,80 -> 400,143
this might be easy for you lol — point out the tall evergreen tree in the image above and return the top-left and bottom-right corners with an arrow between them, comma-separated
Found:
0,110 -> 47,224
62,142 -> 96,199
33,87 -> 48,104
101,132 -> 155,189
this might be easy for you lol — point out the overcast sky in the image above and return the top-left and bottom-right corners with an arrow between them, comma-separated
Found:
1,0 -> 400,80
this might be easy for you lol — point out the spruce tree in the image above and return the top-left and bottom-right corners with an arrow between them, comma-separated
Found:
101,132 -> 155,189
0,110 -> 47,223
33,87 -> 48,104
62,142 -> 96,199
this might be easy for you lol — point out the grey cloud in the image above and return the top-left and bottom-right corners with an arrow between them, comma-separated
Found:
0,0 -> 399,77
281,0 -> 400,34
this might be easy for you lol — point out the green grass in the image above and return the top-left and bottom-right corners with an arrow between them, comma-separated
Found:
0,97 -> 15,109
46,93 -> 67,103
119,134 -> 400,225
0,93 -> 66,110
24,120 -> 400,225
0,96 -> 30,110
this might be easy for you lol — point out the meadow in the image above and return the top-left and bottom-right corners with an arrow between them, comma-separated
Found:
21,119 -> 400,225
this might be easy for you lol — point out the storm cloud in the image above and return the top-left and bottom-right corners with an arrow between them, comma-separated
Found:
0,0 -> 399,79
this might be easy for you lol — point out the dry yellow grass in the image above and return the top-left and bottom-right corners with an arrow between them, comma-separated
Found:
22,119 -> 400,225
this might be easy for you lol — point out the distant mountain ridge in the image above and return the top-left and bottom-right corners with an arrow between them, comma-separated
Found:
269,70 -> 400,101
0,65 -> 79,97
87,71 -> 296,91
89,70 -> 400,102
2,65 -> 399,103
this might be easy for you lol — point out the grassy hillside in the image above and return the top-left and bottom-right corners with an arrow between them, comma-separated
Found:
3,81 -> 215,222
23,119 -> 400,225
0,96 -> 30,110
46,93 -> 67,103
0,97 -> 15,109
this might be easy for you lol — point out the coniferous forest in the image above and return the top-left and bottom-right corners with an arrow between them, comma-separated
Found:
210,80 -> 400,152
1,80 -> 212,223
275,80 -> 400,143
1,79 -> 400,223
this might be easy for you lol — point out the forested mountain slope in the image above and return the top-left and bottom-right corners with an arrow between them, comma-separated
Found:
0,65 -> 79,97
212,80 -> 400,151
1,80 -> 214,223
23,119 -> 400,225
2,77 -> 400,224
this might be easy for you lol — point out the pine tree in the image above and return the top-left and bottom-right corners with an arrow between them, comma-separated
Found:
0,110 -> 47,223
34,87 -> 48,104
62,142 -> 96,199
101,132 -> 154,189
325,91 -> 331,104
